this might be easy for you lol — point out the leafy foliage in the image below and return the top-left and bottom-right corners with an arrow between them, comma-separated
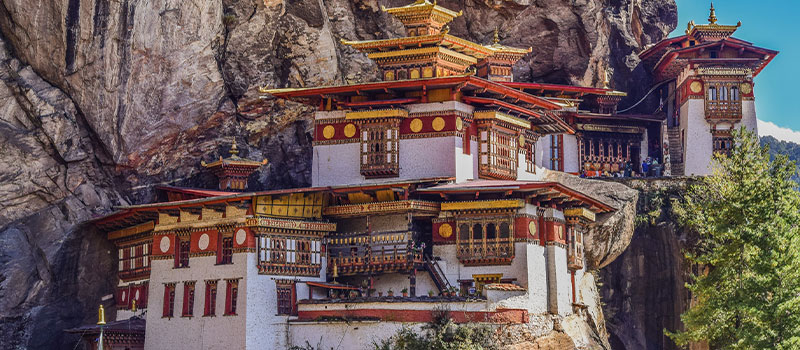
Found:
760,135 -> 800,183
373,308 -> 499,350
667,128 -> 800,349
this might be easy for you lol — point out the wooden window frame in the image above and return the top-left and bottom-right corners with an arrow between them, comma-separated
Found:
224,279 -> 239,316
478,123 -> 519,180
276,281 -> 297,316
162,283 -> 176,318
175,238 -> 190,268
550,135 -> 564,171
182,281 -> 196,317
217,233 -> 234,265
204,280 -> 218,316
455,217 -> 515,265
359,121 -> 400,178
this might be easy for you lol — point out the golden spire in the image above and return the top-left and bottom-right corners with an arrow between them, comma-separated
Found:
229,138 -> 239,156
97,304 -> 106,325
493,27 -> 500,45
603,69 -> 611,89
131,299 -> 137,313
708,2 -> 717,24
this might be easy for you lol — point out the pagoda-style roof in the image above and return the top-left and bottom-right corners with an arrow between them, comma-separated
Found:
416,179 -> 615,212
342,33 -> 495,58
381,0 -> 462,25
263,75 -> 560,110
201,139 -> 267,170
649,38 -> 777,80
262,75 -> 580,134
638,4 -> 777,81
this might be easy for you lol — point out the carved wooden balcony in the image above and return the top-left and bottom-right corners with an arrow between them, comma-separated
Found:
567,245 -> 584,270
456,238 -> 514,266
118,267 -> 151,282
705,100 -> 742,120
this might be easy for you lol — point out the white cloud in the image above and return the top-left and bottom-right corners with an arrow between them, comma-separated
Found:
758,120 -> 800,144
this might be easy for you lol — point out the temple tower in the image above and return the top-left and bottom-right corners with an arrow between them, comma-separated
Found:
639,3 -> 777,175
201,139 -> 267,190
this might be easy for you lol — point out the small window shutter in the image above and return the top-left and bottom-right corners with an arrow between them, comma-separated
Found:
174,239 -> 180,268
216,232 -> 223,264
182,284 -> 189,315
291,283 -> 298,316
204,283 -> 210,316
225,281 -> 232,315
163,285 -> 171,317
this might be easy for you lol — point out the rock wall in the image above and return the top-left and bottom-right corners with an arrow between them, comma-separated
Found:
0,0 -> 676,348
598,178 -> 697,350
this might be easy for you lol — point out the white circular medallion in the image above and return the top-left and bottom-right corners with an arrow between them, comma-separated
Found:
198,233 -> 210,250
159,236 -> 170,253
135,290 -> 140,299
235,229 -> 247,245
121,291 -> 126,300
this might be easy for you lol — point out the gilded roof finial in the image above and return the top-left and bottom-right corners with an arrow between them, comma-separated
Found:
603,69 -> 611,89
442,24 -> 450,35
708,2 -> 717,24
493,27 -> 500,45
229,138 -> 239,156
97,304 -> 106,325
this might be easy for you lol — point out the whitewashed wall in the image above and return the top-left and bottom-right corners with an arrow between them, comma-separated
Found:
680,99 -> 714,176
144,255 -> 249,350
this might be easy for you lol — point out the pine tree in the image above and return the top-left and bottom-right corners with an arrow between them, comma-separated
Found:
667,128 -> 800,349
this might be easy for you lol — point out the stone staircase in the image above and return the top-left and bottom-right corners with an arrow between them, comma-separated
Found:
667,127 -> 684,176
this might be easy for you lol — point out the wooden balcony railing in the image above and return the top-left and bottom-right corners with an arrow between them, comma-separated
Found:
705,100 -> 742,120
567,244 -> 584,270
456,238 -> 514,265
118,267 -> 151,281
328,252 -> 423,276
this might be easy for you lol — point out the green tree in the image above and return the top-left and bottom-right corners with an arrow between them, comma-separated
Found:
667,128 -> 800,349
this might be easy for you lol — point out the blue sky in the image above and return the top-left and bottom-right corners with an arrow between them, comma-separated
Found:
672,1 -> 800,142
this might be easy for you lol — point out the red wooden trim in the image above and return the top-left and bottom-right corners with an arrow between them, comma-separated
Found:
340,97 -> 419,107
162,285 -> 171,317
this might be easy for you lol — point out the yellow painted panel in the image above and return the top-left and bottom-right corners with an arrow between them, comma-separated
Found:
273,205 -> 288,216
312,206 -> 322,218
376,189 -> 395,202
290,193 -> 305,205
303,206 -> 314,218
314,192 -> 323,205
428,88 -> 452,103
273,195 -> 289,206
348,193 -> 373,204
288,205 -> 304,217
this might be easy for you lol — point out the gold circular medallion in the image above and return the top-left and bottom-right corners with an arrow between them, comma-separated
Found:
410,118 -> 423,133
689,81 -> 702,94
432,117 -> 445,131
518,134 -> 526,147
322,125 -> 335,139
344,123 -> 356,138
455,117 -> 464,131
740,82 -> 752,94
528,221 -> 537,237
438,223 -> 453,238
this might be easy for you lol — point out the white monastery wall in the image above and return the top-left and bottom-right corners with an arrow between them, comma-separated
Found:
312,142 -> 361,186
681,99 -> 714,176
545,245 -> 571,316
741,100 -> 757,133
562,134 -> 579,173
245,253 -> 328,349
144,255 -> 248,350
369,272 -> 438,297
432,243 -> 530,292
516,152 -> 546,181
455,139 -> 477,182
526,244 -> 548,314
406,101 -> 474,114
536,137 -> 552,171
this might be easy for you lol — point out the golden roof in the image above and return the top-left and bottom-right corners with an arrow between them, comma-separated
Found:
684,3 -> 740,40
381,0 -> 462,21
483,27 -> 532,55
341,33 -> 495,59
201,138 -> 268,169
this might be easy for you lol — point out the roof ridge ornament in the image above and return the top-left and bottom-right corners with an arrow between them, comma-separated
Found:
493,27 -> 500,45
708,2 -> 717,24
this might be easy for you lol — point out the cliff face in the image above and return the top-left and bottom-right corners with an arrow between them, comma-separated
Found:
598,178 -> 696,350
0,0 -> 676,348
